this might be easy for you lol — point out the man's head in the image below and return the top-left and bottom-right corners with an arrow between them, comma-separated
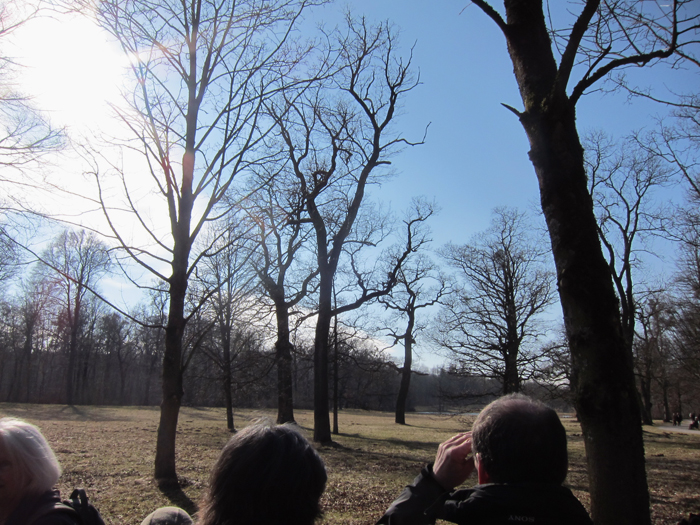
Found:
198,421 -> 327,525
471,394 -> 568,485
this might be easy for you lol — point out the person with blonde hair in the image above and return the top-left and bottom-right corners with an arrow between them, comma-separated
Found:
0,417 -> 80,525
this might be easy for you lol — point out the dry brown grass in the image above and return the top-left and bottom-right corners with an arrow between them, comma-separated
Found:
1,404 -> 698,525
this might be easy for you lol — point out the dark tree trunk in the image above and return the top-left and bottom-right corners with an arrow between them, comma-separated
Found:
639,370 -> 654,425
524,101 -> 650,525
333,314 -> 339,434
8,353 -> 21,402
313,275 -> 333,443
395,309 -> 415,425
662,379 -> 671,422
497,3 -> 651,524
219,302 -> 235,431
154,233 -> 189,486
395,339 -> 412,425
155,299 -> 185,486
533,115 -> 650,525
222,340 -> 235,431
66,299 -> 80,405
275,303 -> 295,424
21,318 -> 34,403
503,348 -> 520,395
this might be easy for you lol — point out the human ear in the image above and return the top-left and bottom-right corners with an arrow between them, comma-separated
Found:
475,453 -> 491,484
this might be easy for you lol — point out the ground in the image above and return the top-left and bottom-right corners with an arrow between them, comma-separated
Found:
0,404 -> 698,524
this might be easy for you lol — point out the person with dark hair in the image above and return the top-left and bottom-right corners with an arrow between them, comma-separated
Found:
0,418 -> 80,525
141,421 -> 327,525
377,394 -> 593,525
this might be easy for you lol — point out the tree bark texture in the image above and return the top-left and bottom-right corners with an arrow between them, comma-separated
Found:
493,2 -> 651,523
154,186 -> 191,485
222,329 -> 235,431
313,275 -> 333,443
154,274 -> 186,486
275,303 -> 295,424
395,340 -> 412,425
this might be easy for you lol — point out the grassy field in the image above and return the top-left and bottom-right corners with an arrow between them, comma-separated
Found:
1,404 -> 698,525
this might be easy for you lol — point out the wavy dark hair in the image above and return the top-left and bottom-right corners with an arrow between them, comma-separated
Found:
472,394 -> 568,484
198,422 -> 327,525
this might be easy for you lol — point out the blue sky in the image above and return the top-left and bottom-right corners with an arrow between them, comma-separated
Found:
314,1 -> 698,366
300,2 -> 694,251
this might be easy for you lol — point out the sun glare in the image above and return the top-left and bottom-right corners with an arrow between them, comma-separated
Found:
10,12 -> 130,134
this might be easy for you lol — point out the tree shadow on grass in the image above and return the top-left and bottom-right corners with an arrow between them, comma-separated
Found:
157,480 -> 198,516
0,403 -> 151,422
340,432 -> 439,454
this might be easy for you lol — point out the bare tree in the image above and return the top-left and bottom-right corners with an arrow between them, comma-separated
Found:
468,2 -> 698,522
195,218 -> 259,431
377,199 -> 444,425
585,131 -> 674,423
79,0 -> 323,485
40,228 -> 111,405
634,291 -> 676,423
436,207 -> 555,395
5,271 -> 53,402
587,131 -> 673,351
0,1 -> 64,284
0,0 -> 64,179
239,174 -> 318,424
269,15 -> 422,442
97,312 -> 135,405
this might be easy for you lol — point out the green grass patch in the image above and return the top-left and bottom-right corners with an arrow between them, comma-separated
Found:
1,404 -> 698,524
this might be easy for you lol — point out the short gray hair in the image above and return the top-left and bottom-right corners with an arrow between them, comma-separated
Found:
0,417 -> 62,494
472,394 -> 568,484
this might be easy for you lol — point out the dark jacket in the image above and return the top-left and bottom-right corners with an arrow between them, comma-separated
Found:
377,465 -> 593,525
7,490 -> 81,525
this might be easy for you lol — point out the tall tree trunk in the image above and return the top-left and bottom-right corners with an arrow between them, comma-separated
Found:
395,338 -> 412,425
66,310 -> 79,405
662,379 -> 671,422
487,4 -> 652,523
154,257 -> 188,486
333,313 -> 339,434
395,309 -> 415,425
503,348 -> 520,395
525,107 -> 649,525
222,340 -> 235,431
313,275 -> 333,443
639,365 -> 654,425
523,99 -> 649,525
275,303 -> 295,424
219,304 -> 235,431
21,319 -> 34,403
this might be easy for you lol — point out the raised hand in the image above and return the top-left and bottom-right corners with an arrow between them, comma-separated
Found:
432,432 -> 475,490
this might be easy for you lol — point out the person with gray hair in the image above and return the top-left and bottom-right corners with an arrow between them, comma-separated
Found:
377,394 -> 593,525
0,417 -> 80,525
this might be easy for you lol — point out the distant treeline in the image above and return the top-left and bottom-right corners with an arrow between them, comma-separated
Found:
0,293 -> 568,412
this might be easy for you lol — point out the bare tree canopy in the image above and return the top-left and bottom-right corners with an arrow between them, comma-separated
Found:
78,0 -> 324,486
0,1 -> 64,180
269,14 -> 423,442
436,207 -> 555,395
585,130 -> 674,424
378,198 -> 445,425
